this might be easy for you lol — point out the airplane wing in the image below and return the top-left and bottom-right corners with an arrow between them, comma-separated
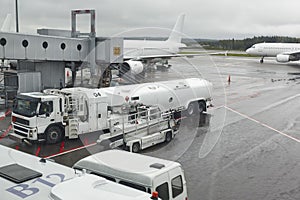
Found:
1,14 -> 13,32
275,50 -> 300,62
124,51 -> 228,61
281,50 -> 300,56
124,54 -> 181,61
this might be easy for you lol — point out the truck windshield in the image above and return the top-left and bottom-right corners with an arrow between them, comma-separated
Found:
13,98 -> 39,117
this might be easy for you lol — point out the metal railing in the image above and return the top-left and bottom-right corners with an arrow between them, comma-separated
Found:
108,106 -> 174,138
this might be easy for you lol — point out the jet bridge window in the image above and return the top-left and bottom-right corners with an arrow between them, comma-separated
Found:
0,164 -> 42,183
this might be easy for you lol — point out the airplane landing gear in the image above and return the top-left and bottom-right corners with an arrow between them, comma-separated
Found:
260,57 -> 264,63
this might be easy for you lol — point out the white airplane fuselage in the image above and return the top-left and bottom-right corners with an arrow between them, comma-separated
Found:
124,39 -> 186,58
246,43 -> 300,63
117,13 -> 186,76
122,13 -> 185,61
246,43 -> 300,57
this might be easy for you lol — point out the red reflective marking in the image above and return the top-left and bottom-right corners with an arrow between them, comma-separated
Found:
1,109 -> 12,121
35,146 -> 41,156
5,109 -> 11,116
59,141 -> 65,153
44,142 -> 97,159
15,145 -> 19,150
0,125 -> 12,140
84,138 -> 88,145
11,116 -> 16,122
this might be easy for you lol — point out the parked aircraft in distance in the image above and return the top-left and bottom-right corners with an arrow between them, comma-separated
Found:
246,42 -> 300,63
120,13 -> 187,76
1,14 -> 12,32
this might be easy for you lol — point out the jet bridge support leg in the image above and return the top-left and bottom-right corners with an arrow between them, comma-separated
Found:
97,64 -> 112,88
71,62 -> 77,87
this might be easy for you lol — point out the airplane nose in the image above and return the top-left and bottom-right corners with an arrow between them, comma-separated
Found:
246,48 -> 250,54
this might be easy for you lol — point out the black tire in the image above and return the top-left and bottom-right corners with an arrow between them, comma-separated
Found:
132,142 -> 140,153
46,126 -> 63,144
99,139 -> 110,149
165,132 -> 172,143
198,101 -> 206,113
187,102 -> 199,116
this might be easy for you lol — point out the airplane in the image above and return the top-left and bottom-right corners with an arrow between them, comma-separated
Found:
119,13 -> 187,77
1,14 -> 12,32
246,42 -> 300,63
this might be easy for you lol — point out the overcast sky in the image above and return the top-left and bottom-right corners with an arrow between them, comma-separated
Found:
1,0 -> 300,40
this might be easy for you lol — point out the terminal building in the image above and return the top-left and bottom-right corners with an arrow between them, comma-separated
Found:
0,9 -> 123,107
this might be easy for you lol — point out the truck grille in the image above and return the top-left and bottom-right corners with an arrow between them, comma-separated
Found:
14,126 -> 29,134
14,117 -> 29,126
13,124 -> 29,137
14,130 -> 27,137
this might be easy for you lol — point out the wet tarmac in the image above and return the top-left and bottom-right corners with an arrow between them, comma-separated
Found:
1,55 -> 300,200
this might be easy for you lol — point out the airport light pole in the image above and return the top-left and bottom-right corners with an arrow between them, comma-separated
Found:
15,0 -> 19,32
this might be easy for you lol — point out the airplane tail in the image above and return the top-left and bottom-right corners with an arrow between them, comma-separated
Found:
167,13 -> 185,43
1,14 -> 13,32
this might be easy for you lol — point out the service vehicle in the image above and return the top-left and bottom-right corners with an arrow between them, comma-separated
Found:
97,105 -> 179,152
0,145 -> 160,200
10,78 -> 212,144
73,149 -> 188,200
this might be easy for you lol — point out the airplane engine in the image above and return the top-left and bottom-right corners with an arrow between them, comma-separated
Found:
276,54 -> 290,63
119,60 -> 144,76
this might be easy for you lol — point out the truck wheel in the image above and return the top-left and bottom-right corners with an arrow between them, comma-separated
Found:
46,126 -> 62,144
165,132 -> 172,143
198,101 -> 206,113
132,142 -> 140,153
187,102 -> 199,116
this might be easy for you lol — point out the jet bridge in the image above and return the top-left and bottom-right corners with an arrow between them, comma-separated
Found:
0,32 -> 89,61
0,9 -> 123,98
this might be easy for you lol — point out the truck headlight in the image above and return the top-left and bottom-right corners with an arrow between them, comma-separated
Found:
29,130 -> 33,137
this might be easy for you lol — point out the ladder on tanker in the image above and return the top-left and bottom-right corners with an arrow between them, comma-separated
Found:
66,94 -> 86,116
44,89 -> 86,117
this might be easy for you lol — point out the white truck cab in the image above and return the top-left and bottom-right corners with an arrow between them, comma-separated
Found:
73,150 -> 188,200
0,145 -> 160,200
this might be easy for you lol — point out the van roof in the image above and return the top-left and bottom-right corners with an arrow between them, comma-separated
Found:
51,173 -> 154,200
0,145 -> 155,200
0,145 -> 76,200
73,150 -> 181,187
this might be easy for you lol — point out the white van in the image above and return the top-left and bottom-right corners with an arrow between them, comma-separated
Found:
73,150 -> 188,200
0,145 -> 159,200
